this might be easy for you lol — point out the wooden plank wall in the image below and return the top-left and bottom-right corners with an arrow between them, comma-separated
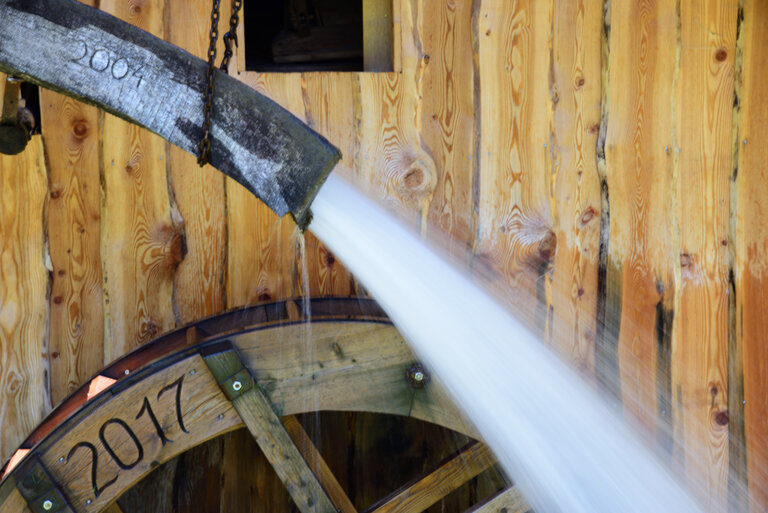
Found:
2,0 -> 768,510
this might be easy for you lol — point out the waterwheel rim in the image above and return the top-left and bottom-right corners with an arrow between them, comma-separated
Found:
0,298 -> 530,513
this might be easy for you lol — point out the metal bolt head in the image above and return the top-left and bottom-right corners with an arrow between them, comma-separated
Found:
42,500 -> 53,511
406,363 -> 429,389
232,380 -> 242,391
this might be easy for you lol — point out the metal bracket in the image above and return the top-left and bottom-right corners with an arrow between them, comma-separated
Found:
14,457 -> 74,513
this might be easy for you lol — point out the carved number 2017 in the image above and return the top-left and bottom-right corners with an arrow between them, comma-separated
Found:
70,40 -> 145,88
67,376 -> 188,499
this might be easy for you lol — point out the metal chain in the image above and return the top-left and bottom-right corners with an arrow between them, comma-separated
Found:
220,0 -> 243,74
197,0 -> 221,167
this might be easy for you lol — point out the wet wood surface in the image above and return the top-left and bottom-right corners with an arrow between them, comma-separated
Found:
0,0 -> 767,508
735,1 -> 768,510
604,0 -> 678,434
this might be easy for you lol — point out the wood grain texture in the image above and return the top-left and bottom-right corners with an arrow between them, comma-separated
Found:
0,137 -> 50,462
219,428 -> 293,513
100,0 -> 177,361
604,0 -> 679,433
227,73 -> 304,306
673,0 -> 737,507
464,486 -> 528,513
357,0 -> 438,230
203,349 -> 337,513
166,0 -> 227,324
284,415 -> 357,513
733,0 -> 768,509
41,91 -> 104,405
548,0 -> 602,375
301,72 -> 356,296
418,0 -> 475,251
370,443 -> 495,513
474,0 -> 555,316
39,354 -> 240,512
0,480 -> 31,513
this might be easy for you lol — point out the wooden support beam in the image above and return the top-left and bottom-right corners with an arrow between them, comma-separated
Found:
283,415 -> 358,513
0,0 -> 340,224
202,345 -> 337,513
463,487 -> 529,513
369,443 -> 496,513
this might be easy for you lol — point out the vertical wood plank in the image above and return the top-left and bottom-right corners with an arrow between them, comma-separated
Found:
166,0 -> 227,324
227,73 -> 305,306
0,137 -> 49,462
604,0 -> 679,432
41,92 -> 104,406
674,0 -> 737,507
301,73 -> 356,296
418,0 -> 476,252
549,0 -> 603,374
357,0 -> 438,231
100,0 -> 178,361
475,0 -> 554,313
733,0 -> 768,509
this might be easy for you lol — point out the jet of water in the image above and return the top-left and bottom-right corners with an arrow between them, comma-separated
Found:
310,174 -> 704,513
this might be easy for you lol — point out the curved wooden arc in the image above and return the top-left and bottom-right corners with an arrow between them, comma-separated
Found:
0,299 -> 475,513
0,0 -> 340,224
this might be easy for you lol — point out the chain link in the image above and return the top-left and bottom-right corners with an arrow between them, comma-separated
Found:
197,0 -> 221,167
220,0 -> 243,74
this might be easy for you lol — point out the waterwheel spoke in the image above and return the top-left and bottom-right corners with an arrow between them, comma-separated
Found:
463,486 -> 529,513
284,415 -> 358,513
367,442 -> 496,513
202,344 -> 338,513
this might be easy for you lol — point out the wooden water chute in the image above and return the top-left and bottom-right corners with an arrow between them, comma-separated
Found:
0,299 -> 528,513
0,0 -> 340,226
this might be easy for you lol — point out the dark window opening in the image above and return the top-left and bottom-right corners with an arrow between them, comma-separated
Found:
244,0 -> 392,72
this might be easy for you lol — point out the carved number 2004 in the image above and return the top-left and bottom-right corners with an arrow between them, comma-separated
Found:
70,40 -> 145,88
66,376 -> 189,500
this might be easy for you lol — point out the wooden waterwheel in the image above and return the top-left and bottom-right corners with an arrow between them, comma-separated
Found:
0,299 -> 528,513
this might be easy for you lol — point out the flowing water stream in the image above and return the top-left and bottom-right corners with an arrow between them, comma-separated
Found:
309,174 -> 705,513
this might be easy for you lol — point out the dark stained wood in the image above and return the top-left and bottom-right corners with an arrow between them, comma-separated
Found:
734,0 -> 768,509
369,443 -> 495,513
0,0 -> 340,223
284,415 -> 357,513
463,486 -> 528,513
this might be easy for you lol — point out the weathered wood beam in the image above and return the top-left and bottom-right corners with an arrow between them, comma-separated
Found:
463,487 -> 529,513
369,443 -> 496,513
202,345 -> 337,513
0,0 -> 340,225
283,415 -> 358,513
